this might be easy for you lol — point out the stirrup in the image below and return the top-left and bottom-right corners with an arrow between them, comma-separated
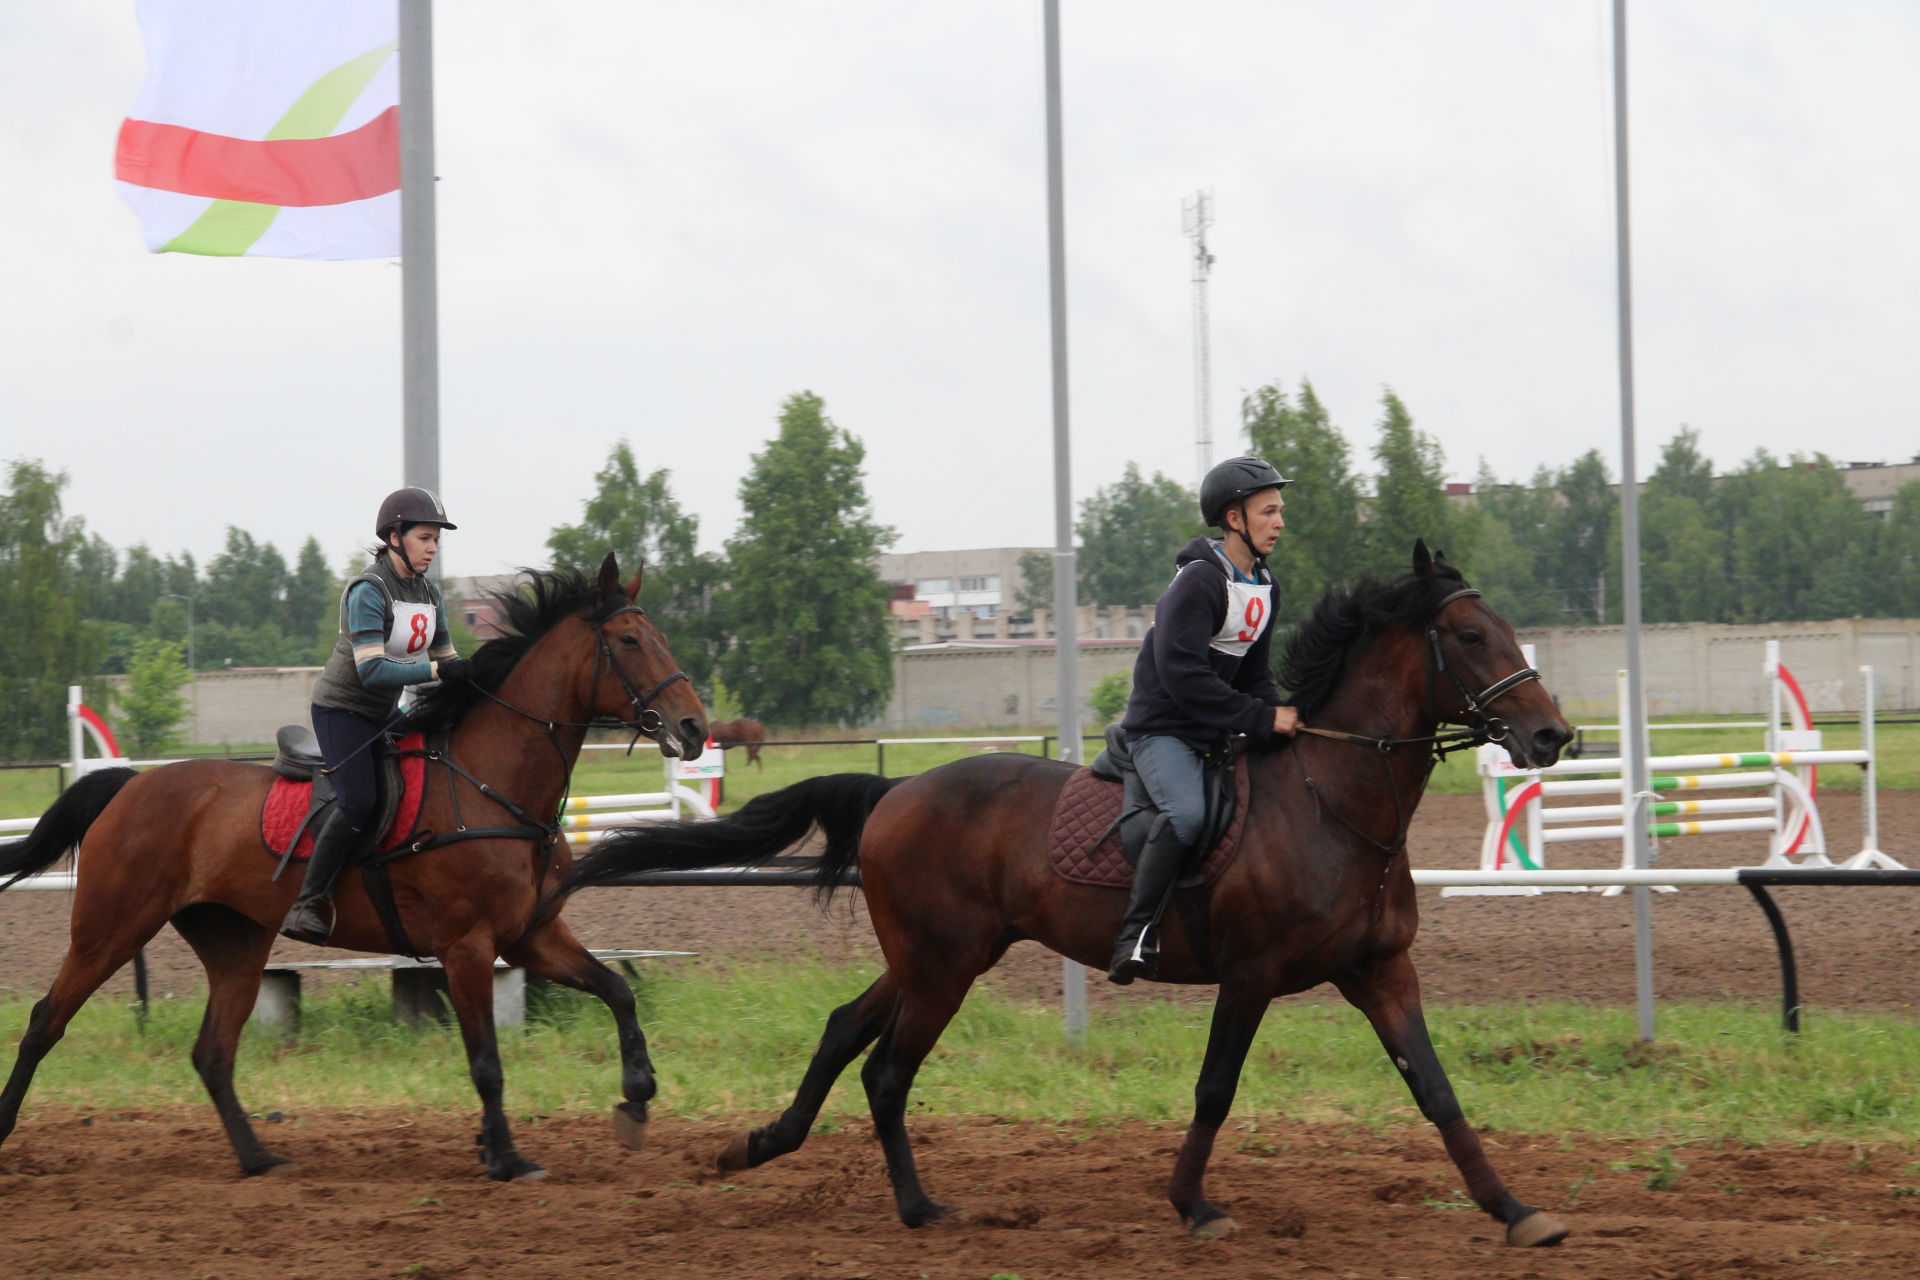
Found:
1107,930 -> 1159,985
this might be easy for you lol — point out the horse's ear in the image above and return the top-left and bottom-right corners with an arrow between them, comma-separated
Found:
624,560 -> 646,602
1412,539 -> 1433,577
597,552 -> 621,599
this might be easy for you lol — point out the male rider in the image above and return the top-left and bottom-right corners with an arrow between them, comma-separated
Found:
1109,456 -> 1301,983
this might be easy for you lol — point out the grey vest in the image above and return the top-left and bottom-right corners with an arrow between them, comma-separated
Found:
311,556 -> 444,721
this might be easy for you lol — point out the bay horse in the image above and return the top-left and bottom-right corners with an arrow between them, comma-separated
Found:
555,543 -> 1576,1245
0,555 -> 706,1181
709,717 -> 766,769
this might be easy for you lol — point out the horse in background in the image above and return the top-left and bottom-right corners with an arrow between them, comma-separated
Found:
710,717 -> 767,769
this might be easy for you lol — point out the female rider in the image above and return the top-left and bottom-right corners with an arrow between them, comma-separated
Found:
281,487 -> 469,944
1108,456 -> 1302,984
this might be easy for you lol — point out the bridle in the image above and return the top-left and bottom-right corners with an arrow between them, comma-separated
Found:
470,602 -> 691,752
1421,588 -> 1542,751
354,594 -> 695,958
588,605 -> 691,743
1299,586 -> 1540,759
1297,586 -> 1543,865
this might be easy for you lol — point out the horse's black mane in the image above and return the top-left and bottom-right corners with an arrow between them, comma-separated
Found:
1277,560 -> 1467,719
403,566 -> 629,736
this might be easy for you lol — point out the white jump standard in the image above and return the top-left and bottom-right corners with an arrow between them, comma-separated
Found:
1467,643 -> 1898,896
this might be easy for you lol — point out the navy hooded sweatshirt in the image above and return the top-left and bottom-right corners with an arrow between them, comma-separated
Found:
1119,537 -> 1287,750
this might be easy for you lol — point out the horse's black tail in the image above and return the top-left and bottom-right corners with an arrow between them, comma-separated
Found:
0,767 -> 138,891
553,772 -> 903,907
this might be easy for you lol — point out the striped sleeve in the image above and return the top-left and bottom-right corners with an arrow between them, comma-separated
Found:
346,581 -> 435,690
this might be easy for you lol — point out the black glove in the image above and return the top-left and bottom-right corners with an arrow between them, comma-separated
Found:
435,656 -> 473,684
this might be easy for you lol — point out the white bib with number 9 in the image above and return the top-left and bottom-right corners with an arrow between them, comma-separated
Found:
387,602 -> 437,661
1211,580 -> 1272,657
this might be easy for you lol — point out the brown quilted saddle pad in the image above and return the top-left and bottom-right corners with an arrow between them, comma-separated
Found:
1047,759 -> 1250,888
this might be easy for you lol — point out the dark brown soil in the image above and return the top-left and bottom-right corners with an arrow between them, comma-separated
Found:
4,1107 -> 1919,1279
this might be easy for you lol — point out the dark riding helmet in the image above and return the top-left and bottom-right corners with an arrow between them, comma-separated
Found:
374,487 -> 457,540
1200,457 -> 1290,528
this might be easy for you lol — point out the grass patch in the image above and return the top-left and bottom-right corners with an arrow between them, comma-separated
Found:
5,960 -> 1919,1146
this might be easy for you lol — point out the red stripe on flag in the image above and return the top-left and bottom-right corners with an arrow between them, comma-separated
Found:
115,108 -> 400,208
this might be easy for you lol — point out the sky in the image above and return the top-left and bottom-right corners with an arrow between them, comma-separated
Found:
3,2 -> 1916,581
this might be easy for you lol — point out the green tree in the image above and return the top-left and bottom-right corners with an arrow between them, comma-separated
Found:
1074,463 -> 1200,607
1242,378 -> 1365,611
1713,452 -> 1872,622
0,460 -> 102,758
1873,481 -> 1920,617
285,536 -> 336,643
1543,450 -> 1614,623
1013,549 -> 1054,615
715,392 -> 896,728
547,441 -> 728,694
116,638 -> 192,755
1632,429 -> 1726,623
1087,670 -> 1131,723
201,527 -> 288,641
1365,389 -> 1453,575
1454,463 -> 1558,625
114,544 -> 169,627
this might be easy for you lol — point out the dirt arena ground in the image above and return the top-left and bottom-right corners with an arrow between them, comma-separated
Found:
5,1108 -> 1919,1280
3,791 -> 1919,1277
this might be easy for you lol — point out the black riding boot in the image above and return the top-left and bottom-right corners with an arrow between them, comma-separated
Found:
280,811 -> 362,945
1108,814 -> 1189,985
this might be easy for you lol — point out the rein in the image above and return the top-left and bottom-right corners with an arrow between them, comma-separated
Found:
469,605 -> 689,743
1297,588 -> 1540,763
1298,586 -> 1541,859
392,602 -> 691,858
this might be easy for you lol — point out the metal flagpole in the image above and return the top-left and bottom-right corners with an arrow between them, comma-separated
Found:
1610,0 -> 1656,1041
1042,0 -> 1087,1043
399,0 -> 440,575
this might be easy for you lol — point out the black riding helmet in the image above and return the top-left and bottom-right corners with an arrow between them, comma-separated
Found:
375,487 -> 457,539
1200,457 -> 1289,528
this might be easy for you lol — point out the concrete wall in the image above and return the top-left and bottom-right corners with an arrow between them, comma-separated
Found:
106,667 -> 322,749
1515,619 -> 1920,716
146,616 -> 1920,745
880,641 -> 1142,729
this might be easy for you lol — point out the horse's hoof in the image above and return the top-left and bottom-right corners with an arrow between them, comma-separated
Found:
901,1201 -> 959,1229
245,1155 -> 297,1177
486,1154 -> 548,1183
1506,1210 -> 1570,1247
714,1132 -> 753,1173
1190,1215 -> 1239,1239
611,1104 -> 648,1151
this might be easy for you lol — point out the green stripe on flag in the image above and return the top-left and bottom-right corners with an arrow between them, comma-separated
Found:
162,40 -> 399,257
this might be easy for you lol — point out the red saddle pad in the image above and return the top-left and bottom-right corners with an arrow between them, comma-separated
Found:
260,732 -> 428,861
1047,755 -> 1250,888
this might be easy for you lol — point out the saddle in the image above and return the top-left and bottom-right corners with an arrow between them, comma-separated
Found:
259,726 -> 427,875
1048,724 -> 1248,888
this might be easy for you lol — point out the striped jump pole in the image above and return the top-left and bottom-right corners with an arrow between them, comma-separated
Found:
1468,649 -> 1897,896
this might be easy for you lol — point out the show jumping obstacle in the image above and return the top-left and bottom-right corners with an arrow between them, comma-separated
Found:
1466,641 -> 1901,896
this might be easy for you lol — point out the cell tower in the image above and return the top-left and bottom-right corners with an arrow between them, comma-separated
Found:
1183,189 -> 1215,489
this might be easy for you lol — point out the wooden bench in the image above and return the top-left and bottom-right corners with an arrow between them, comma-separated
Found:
248,949 -> 694,1040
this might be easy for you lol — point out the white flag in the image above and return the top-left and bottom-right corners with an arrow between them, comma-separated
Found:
116,0 -> 400,260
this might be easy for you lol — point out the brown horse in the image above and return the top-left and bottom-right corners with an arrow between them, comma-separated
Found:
556,544 -> 1576,1245
709,717 -> 766,769
0,555 -> 706,1181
